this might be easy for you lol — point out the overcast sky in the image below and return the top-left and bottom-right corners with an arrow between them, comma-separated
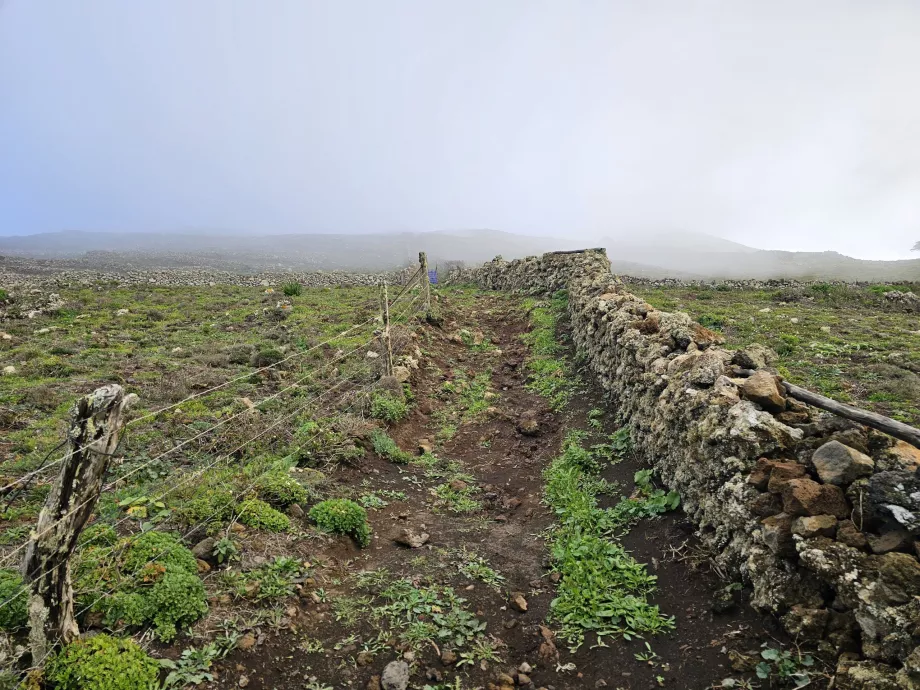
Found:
1,1 -> 918,260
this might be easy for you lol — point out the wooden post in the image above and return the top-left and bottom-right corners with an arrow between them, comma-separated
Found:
419,251 -> 431,316
21,384 -> 136,662
380,282 -> 394,377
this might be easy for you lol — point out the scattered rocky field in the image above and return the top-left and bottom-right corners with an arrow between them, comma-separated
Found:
0,276 -> 822,689
625,281 -> 920,427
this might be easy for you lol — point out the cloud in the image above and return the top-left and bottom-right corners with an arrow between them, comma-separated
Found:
1,0 -> 918,260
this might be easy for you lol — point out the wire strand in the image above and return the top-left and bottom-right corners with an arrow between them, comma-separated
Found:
0,332 -> 378,570
0,314 -> 379,496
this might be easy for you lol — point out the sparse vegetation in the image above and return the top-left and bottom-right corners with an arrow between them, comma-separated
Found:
282,281 -> 303,297
522,290 -> 578,410
370,428 -> 412,463
629,281 -> 920,425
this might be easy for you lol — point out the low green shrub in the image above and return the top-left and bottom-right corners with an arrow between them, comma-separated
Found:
370,392 -> 409,423
74,531 -> 208,642
173,487 -> 235,526
0,569 -> 27,630
254,470 -> 309,507
123,530 -> 198,574
282,281 -> 302,297
45,634 -> 160,690
77,522 -> 118,548
370,429 -> 412,463
250,347 -> 284,368
237,498 -> 290,532
309,499 -> 371,547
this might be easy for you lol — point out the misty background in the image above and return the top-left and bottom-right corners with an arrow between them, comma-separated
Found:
1,1 -> 919,274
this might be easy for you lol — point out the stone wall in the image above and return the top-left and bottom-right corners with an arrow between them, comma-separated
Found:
448,249 -> 920,689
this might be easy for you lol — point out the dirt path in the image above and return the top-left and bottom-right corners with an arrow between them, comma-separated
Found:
210,290 -> 787,690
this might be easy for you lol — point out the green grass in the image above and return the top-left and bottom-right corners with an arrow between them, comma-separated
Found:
370,428 -> 412,463
521,290 -> 578,410
543,432 -> 677,651
628,282 -> 920,426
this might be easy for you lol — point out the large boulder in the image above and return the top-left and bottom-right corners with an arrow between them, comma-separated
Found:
812,441 -> 874,486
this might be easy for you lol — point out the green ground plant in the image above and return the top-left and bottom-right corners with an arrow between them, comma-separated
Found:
370,392 -> 409,423
355,570 -> 489,652
309,498 -> 371,547
755,645 -> 815,688
237,498 -> 290,532
74,531 -> 208,641
522,290 -> 578,410
370,428 -> 413,463
0,569 -> 27,630
543,431 -> 676,650
45,634 -> 160,690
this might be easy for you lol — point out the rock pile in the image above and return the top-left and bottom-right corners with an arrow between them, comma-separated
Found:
449,249 -> 920,688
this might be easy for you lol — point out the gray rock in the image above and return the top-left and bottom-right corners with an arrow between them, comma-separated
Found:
381,660 -> 410,690
812,440 -> 874,486
731,343 -> 778,370
191,537 -> 216,561
868,470 -> 920,535
393,528 -> 430,548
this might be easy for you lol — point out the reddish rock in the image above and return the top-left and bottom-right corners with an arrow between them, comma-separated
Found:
836,520 -> 869,551
782,478 -> 850,518
747,458 -> 775,491
766,461 -> 807,494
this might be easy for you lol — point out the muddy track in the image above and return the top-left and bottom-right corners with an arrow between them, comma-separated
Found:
208,290 -> 788,690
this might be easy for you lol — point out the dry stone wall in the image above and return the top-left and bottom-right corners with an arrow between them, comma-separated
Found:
449,249 -> 920,689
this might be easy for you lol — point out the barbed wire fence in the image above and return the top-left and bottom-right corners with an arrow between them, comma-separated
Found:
0,253 -> 434,679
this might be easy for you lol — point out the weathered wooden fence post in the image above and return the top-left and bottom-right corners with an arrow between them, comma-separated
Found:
20,384 -> 136,662
379,282 -> 394,377
419,251 -> 431,316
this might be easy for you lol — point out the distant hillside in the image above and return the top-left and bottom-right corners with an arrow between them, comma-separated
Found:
599,231 -> 920,281
1,229 -> 917,281
0,230 -> 580,272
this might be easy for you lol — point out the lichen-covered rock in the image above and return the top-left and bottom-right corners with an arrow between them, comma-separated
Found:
869,471 -> 920,536
792,514 -> 838,539
835,660 -> 901,689
731,343 -> 778,371
813,440 -> 875,486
